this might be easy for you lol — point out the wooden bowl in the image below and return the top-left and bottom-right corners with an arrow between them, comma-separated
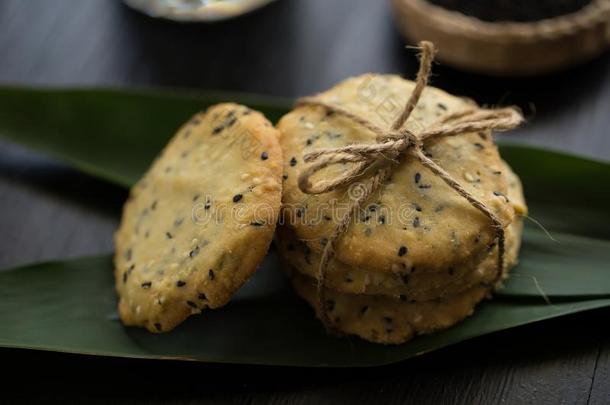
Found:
391,0 -> 610,76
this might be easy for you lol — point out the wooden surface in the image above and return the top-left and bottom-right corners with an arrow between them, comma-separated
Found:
0,1 -> 609,403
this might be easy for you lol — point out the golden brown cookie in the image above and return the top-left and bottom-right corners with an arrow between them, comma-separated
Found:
284,160 -> 526,344
276,160 -> 525,298
277,74 -> 515,275
277,217 -> 521,299
114,103 -> 283,332
287,267 -> 490,345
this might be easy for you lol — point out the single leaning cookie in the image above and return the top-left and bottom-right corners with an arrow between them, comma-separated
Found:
114,103 -> 283,332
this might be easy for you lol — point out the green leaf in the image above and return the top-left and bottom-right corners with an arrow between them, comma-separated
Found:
0,86 -> 609,366
1,253 -> 608,367
499,230 -> 610,298
0,86 -> 290,187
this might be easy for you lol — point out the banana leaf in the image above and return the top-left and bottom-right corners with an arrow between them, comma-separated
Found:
0,86 -> 608,367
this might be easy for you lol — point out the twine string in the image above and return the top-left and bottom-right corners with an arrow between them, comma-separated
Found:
295,41 -> 523,331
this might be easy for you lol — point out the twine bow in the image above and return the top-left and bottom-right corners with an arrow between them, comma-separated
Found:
295,41 -> 524,330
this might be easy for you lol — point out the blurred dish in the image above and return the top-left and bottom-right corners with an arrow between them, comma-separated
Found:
391,0 -> 610,76
124,0 -> 277,22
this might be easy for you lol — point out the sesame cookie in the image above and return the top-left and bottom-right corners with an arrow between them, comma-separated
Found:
287,266 -> 491,345
114,103 -> 283,333
277,160 -> 525,298
277,217 -> 521,300
284,161 -> 526,344
277,74 -> 515,275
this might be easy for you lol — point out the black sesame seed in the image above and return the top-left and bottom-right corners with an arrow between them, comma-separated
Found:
176,280 -> 186,287
306,139 -> 313,146
398,246 -> 408,256
226,117 -> 237,128
233,194 -> 243,203
141,282 -> 152,289
493,191 -> 509,202
261,151 -> 269,160
151,200 -> 157,210
187,301 -> 197,308
414,172 -> 421,183
413,217 -> 420,228
208,269 -> 215,280
437,103 -> 448,111
124,248 -> 132,261
283,175 -> 288,180
418,184 -> 432,189
250,221 -> 264,227
474,142 -> 485,150
193,194 -> 200,202
166,232 -> 173,239
360,306 -> 369,315
154,323 -> 162,331
290,157 -> 297,167
198,293 -> 207,300
379,216 -> 385,225
189,246 -> 200,258
412,202 -> 423,212
212,126 -> 224,135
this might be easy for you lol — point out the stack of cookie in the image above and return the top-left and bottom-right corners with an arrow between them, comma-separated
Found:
275,73 -> 527,344
113,44 -> 526,345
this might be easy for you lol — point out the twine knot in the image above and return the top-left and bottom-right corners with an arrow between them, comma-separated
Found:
294,41 -> 524,331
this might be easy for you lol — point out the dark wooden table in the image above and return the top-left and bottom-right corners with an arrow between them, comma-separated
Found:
1,1 -> 609,403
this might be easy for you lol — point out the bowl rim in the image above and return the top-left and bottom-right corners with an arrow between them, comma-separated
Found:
393,0 -> 610,43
